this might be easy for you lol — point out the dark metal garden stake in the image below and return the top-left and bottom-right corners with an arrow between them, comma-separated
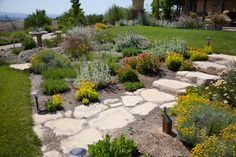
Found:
162,107 -> 172,135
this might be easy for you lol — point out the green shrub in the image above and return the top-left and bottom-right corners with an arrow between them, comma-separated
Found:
136,52 -> 160,74
45,94 -> 63,113
105,53 -> 118,76
22,37 -> 37,50
88,134 -> 137,157
123,82 -> 145,92
180,60 -> 195,71
75,80 -> 98,105
118,65 -> 139,83
187,47 -> 208,61
0,38 -> 12,46
30,49 -> 69,74
41,79 -> 69,95
43,38 -> 60,48
115,31 -> 150,52
11,47 -> 23,55
75,59 -> 111,89
122,48 -> 142,57
165,52 -> 184,71
42,68 -> 77,79
10,31 -> 27,42
123,56 -> 137,70
175,93 -> 236,146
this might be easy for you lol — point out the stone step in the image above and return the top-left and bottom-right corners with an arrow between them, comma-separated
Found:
208,54 -> 236,67
193,61 -> 227,75
176,71 -> 220,86
152,79 -> 194,95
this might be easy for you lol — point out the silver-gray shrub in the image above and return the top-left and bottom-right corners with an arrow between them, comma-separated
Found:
75,59 -> 111,89
149,37 -> 186,60
114,31 -> 150,52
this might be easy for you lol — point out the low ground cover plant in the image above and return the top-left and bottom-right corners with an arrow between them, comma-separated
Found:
30,49 -> 70,74
114,31 -> 150,52
117,65 -> 139,83
187,46 -> 212,61
165,52 -> 184,71
45,94 -> 63,113
41,79 -> 69,95
88,134 -> 137,157
179,60 -> 195,71
43,38 -> 60,48
42,68 -> 77,79
75,80 -> 98,105
122,48 -> 142,57
123,82 -> 144,92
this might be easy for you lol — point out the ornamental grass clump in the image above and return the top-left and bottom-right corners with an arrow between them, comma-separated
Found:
75,80 -> 98,105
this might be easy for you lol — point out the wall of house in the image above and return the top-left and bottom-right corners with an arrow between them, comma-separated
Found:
224,0 -> 236,11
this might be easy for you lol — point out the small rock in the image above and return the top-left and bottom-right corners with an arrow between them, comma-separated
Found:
133,88 -> 145,94
109,102 -> 123,108
64,110 -> 72,118
130,102 -> 158,115
9,63 -> 31,70
103,98 -> 120,105
121,96 -> 143,107
159,102 -> 177,109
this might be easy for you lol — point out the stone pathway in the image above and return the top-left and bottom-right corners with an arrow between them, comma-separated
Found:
30,54 -> 235,157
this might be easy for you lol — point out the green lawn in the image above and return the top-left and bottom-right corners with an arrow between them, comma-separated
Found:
0,67 -> 41,157
109,26 -> 236,55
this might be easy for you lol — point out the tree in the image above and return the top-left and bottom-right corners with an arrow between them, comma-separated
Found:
160,0 -> 174,20
24,10 -> 51,29
70,0 -> 85,25
151,0 -> 160,19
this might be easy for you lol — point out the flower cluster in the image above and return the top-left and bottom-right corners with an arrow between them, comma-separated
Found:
95,23 -> 106,30
187,45 -> 212,61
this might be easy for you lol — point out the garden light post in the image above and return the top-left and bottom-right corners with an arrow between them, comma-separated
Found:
31,90 -> 39,112
162,107 -> 172,135
207,36 -> 212,46
69,147 -> 87,157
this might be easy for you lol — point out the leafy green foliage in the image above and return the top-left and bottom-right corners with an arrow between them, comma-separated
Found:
122,48 -> 142,57
45,94 -> 63,113
42,68 -> 77,79
10,31 -> 27,42
88,134 -> 137,157
41,79 -> 69,95
86,14 -> 103,25
22,37 -> 36,50
123,82 -> 145,92
75,80 -> 98,105
165,52 -> 184,71
43,38 -> 60,48
118,65 -> 139,83
180,60 -> 195,71
24,9 -> 51,29
30,49 -> 69,74
11,47 -> 23,55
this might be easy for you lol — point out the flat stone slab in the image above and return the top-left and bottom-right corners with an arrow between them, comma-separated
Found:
152,79 -> 193,94
60,127 -> 103,153
109,102 -> 123,108
176,71 -> 220,85
33,124 -> 46,140
193,61 -> 227,75
44,151 -> 62,157
89,107 -> 135,130
74,103 -> 108,119
130,102 -> 158,115
208,54 -> 236,67
140,89 -> 175,103
9,63 -> 31,70
159,102 -> 177,109
33,112 -> 63,124
103,98 -> 120,105
44,118 -> 86,136
121,96 -> 143,107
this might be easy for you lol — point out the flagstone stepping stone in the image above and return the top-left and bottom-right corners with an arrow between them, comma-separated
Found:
89,107 -> 135,130
108,102 -> 123,108
176,71 -> 220,85
193,61 -> 227,75
130,102 -> 158,115
159,102 -> 177,109
33,124 -> 46,140
73,103 -> 108,119
60,127 -> 103,153
152,79 -> 193,94
121,96 -> 143,107
208,54 -> 236,66
33,112 -> 63,124
44,118 -> 86,136
103,98 -> 120,105
133,88 -> 145,94
140,89 -> 175,103
44,151 -> 62,157
64,110 -> 72,118
9,63 -> 31,70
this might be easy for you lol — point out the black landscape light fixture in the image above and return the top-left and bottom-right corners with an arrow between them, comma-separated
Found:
206,36 -> 212,46
31,90 -> 39,112
69,147 -> 87,157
